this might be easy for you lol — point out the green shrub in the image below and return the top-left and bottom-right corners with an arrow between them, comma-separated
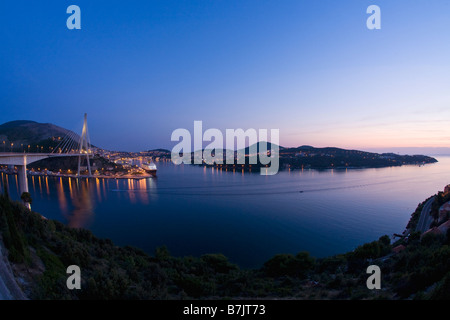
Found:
201,254 -> 238,274
430,272 -> 450,299
263,251 -> 314,278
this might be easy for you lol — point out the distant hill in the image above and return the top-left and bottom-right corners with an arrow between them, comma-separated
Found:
278,145 -> 438,169
189,143 -> 438,170
0,120 -> 73,152
147,148 -> 171,153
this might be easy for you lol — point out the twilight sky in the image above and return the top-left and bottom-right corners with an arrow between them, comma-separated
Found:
1,0 -> 450,152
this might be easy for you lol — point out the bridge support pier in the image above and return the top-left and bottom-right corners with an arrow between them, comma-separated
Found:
17,157 -> 31,210
1,152 -> 86,210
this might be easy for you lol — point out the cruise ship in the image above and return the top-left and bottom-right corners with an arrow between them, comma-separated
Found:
141,162 -> 157,175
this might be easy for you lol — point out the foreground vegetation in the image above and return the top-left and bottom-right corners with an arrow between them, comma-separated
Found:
0,194 -> 449,300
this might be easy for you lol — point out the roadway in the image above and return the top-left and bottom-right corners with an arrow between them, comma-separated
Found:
0,152 -> 83,166
416,197 -> 435,233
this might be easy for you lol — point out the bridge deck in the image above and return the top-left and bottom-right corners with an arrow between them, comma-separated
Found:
0,153 -> 87,166
0,153 -> 84,156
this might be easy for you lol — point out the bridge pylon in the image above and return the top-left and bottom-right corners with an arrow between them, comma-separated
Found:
77,113 -> 92,177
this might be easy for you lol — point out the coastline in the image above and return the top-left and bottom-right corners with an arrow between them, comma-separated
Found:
3,171 -> 156,180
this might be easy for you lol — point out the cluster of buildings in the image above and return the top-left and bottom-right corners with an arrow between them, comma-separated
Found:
421,184 -> 450,238
97,149 -> 169,165
438,185 -> 450,224
113,156 -> 153,168
94,150 -> 165,176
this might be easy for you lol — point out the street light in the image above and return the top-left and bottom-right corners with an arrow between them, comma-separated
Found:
10,143 -> 13,152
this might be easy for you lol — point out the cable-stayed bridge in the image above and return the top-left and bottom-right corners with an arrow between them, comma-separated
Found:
0,114 -> 94,208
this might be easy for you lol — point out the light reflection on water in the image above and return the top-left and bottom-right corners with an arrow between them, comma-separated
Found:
22,175 -> 157,229
1,156 -> 450,268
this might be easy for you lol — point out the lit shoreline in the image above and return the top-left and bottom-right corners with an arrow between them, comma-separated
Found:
1,170 -> 155,180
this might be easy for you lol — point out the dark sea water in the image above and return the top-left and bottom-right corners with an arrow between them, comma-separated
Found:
2,156 -> 450,268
